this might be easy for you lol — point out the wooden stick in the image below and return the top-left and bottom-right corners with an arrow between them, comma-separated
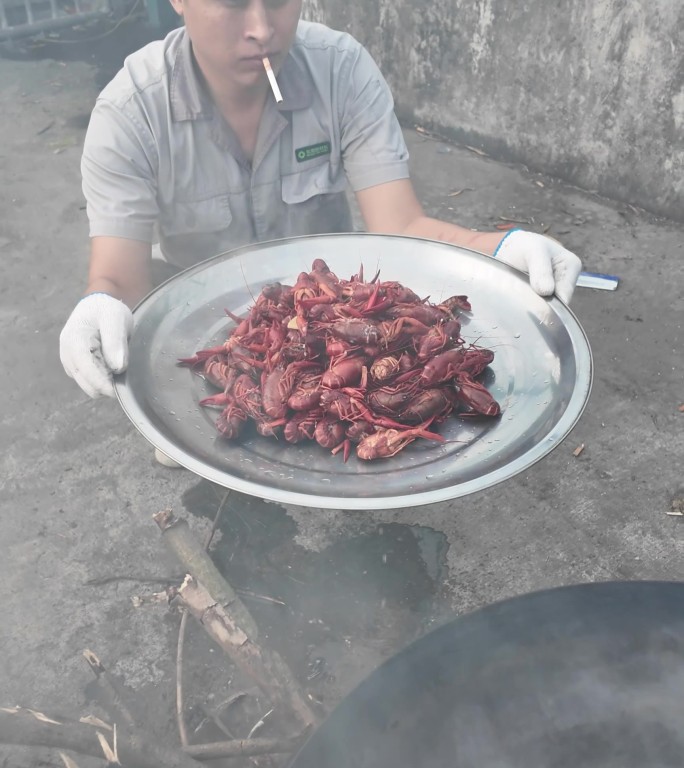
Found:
176,610 -> 190,747
0,708 -> 306,763
82,650 -> 136,729
59,752 -> 82,768
153,509 -> 259,638
184,734 -> 306,759
198,703 -> 236,740
176,575 -> 317,729
0,707 -> 202,768
197,701 -> 275,768
175,492 -> 230,747
155,509 -> 318,727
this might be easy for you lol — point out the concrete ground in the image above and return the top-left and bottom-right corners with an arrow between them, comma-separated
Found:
1,22 -> 683,767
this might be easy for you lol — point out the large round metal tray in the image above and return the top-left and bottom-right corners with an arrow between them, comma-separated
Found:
115,233 -> 592,510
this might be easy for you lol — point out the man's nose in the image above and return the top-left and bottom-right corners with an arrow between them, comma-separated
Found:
243,0 -> 274,45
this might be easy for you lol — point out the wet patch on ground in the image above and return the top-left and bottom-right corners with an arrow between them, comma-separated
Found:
181,480 -> 450,709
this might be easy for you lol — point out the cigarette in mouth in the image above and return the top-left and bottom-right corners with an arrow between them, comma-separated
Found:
262,56 -> 283,103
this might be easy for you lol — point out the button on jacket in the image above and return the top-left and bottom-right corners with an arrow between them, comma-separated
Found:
82,21 -> 411,268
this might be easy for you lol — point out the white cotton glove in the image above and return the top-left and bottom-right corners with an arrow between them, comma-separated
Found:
59,293 -> 134,398
493,229 -> 582,304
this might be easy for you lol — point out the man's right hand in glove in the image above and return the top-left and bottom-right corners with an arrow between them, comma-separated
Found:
60,292 -> 134,398
60,237 -> 152,398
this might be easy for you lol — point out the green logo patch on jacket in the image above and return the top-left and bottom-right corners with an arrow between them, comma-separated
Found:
295,142 -> 331,162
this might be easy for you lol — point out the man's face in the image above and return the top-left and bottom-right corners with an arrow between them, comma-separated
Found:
171,0 -> 303,87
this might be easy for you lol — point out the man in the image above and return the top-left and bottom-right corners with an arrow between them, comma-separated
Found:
60,0 -> 581,411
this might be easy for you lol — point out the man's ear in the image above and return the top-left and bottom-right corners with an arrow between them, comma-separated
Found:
168,0 -> 183,17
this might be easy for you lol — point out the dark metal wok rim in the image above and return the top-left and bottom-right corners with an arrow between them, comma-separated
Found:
288,580 -> 684,768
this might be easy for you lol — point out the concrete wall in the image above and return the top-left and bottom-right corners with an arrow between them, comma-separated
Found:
303,0 -> 684,222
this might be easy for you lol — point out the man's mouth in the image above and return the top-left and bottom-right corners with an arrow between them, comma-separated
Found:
241,53 -> 278,63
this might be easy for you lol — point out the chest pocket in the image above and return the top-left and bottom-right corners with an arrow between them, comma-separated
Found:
281,160 -> 347,204
159,196 -> 235,268
161,196 -> 233,236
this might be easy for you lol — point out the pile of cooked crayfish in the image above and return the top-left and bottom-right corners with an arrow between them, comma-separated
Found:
178,259 -> 500,461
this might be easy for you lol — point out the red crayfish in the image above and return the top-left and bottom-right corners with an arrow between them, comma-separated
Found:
178,260 -> 501,460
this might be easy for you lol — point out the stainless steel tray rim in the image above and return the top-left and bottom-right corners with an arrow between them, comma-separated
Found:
115,232 -> 593,510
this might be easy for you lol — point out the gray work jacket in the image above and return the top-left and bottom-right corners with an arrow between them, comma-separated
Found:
82,21 -> 410,268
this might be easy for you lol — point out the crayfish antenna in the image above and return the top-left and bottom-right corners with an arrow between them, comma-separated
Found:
224,308 -> 246,322
414,416 -> 445,442
239,258 -> 256,304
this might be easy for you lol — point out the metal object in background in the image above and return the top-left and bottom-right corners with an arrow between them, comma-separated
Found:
0,0 -> 161,45
115,233 -> 592,510
289,581 -> 684,768
0,0 -> 110,40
